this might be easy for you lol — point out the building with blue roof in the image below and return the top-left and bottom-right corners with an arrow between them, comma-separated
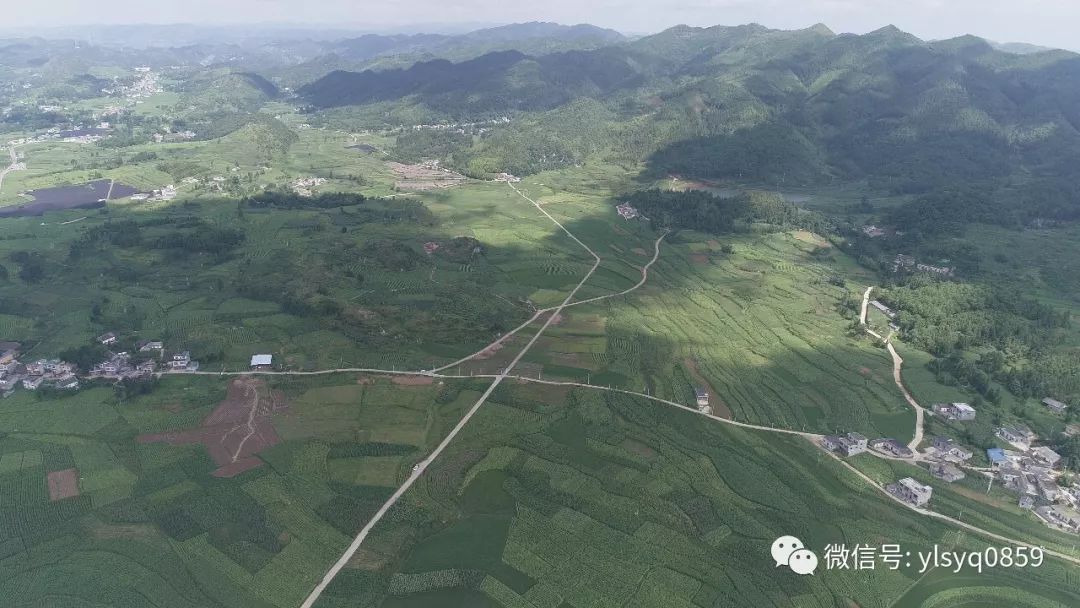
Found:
987,448 -> 1007,466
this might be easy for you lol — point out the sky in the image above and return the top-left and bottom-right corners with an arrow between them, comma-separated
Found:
4,0 -> 1080,50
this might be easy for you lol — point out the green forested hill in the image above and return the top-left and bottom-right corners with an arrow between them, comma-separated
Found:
300,23 -> 1080,220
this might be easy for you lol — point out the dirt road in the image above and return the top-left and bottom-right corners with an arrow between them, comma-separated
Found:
860,286 -> 925,450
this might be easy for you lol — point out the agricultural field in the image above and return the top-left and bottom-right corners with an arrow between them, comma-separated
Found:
2,115 -> 1078,607
0,374 -> 488,607
494,172 -> 913,440
312,382 -> 1080,608
0,171 -> 597,371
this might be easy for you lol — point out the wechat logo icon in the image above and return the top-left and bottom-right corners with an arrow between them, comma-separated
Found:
771,536 -> 819,575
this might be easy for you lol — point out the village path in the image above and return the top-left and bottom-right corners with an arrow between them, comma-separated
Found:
861,286 -> 926,450
0,145 -> 21,197
431,216 -> 667,373
300,180 -> 603,608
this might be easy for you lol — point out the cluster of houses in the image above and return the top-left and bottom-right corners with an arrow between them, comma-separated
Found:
89,334 -> 199,378
395,116 -> 511,136
0,342 -> 79,396
494,173 -> 521,183
290,176 -> 326,197
152,130 -> 196,143
615,202 -> 640,220
817,417 -> 1080,533
987,445 -> 1080,529
130,185 -> 177,202
0,332 -> 209,398
893,254 -> 955,277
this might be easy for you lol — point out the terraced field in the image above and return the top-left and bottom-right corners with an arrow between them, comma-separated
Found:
0,375 -> 488,608
312,382 -> 1080,608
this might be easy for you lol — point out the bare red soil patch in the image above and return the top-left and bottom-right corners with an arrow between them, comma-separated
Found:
631,247 -> 648,256
47,468 -> 80,501
690,254 -> 709,264
137,377 -> 287,478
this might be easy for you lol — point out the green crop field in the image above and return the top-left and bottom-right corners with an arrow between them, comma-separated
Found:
1,109 -> 1079,607
312,382 -> 1080,608
0,374 -> 490,608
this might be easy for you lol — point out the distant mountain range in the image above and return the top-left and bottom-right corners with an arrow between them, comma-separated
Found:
297,22 -> 1080,225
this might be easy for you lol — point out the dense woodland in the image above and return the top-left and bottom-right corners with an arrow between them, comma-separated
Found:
625,189 -> 830,235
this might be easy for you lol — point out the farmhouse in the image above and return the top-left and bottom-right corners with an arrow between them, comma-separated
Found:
21,375 -> 43,390
869,300 -> 896,319
251,354 -> 273,370
861,225 -> 886,238
1042,397 -> 1068,414
695,387 -> 709,408
0,341 -> 19,363
138,340 -> 164,352
615,202 -> 639,220
870,438 -> 913,458
995,424 -> 1036,449
821,432 -> 868,457
97,332 -> 118,345
0,377 -> 18,395
931,402 -> 976,421
929,462 -> 965,483
1034,505 -> 1080,534
167,352 -> 198,372
887,477 -> 932,507
55,376 -> 79,391
986,448 -> 1008,468
930,436 -> 973,463
1029,446 -> 1062,468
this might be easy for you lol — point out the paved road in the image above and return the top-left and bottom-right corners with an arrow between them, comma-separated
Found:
860,286 -> 925,450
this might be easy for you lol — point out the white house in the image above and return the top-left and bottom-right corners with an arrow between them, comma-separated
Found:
888,477 -> 933,507
251,354 -> 273,369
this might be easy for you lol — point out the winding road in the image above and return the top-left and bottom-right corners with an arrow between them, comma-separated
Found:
861,286 -> 926,450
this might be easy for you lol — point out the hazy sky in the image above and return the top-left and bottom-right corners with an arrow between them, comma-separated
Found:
6,0 -> 1080,50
